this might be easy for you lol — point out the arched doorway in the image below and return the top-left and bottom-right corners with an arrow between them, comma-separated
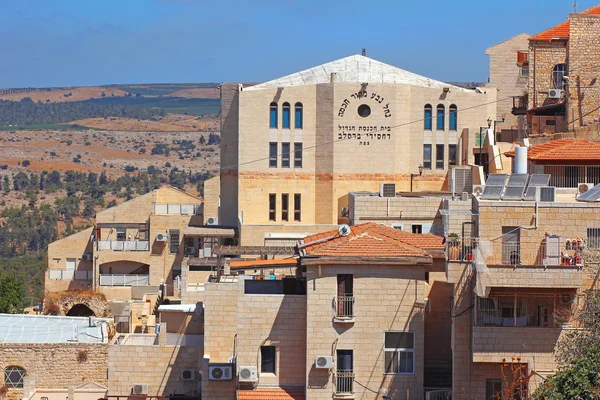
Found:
66,304 -> 95,317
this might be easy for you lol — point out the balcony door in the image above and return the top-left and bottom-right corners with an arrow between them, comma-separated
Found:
336,350 -> 353,394
337,274 -> 353,317
502,227 -> 521,264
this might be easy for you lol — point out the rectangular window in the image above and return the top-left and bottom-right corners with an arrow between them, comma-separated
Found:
423,144 -> 432,169
66,258 -> 76,270
169,229 -> 180,254
336,350 -> 354,394
281,142 -> 290,168
294,143 -> 303,168
282,105 -> 290,129
436,144 -> 444,169
269,142 -> 277,168
384,332 -> 415,374
336,274 -> 353,318
424,107 -> 432,130
281,194 -> 289,221
485,379 -> 502,400
588,228 -> 600,249
294,194 -> 301,221
449,144 -> 457,166
116,227 -> 126,241
520,67 -> 529,78
295,104 -> 303,129
261,346 -> 276,374
502,226 -> 520,264
269,194 -> 276,221
411,225 -> 422,234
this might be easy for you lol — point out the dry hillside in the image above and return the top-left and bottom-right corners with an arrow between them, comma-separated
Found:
0,87 -> 129,103
70,114 -> 219,132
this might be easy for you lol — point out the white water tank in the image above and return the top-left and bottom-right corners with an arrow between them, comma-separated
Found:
514,146 -> 528,174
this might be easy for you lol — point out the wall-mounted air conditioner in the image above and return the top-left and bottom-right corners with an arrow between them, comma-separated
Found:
548,89 -> 564,99
238,366 -> 258,382
315,355 -> 333,369
208,365 -> 233,381
156,233 -> 168,242
82,253 -> 93,261
181,369 -> 195,380
472,184 -> 485,197
132,384 -> 149,395
578,183 -> 595,196
206,216 -> 219,226
379,183 -> 396,198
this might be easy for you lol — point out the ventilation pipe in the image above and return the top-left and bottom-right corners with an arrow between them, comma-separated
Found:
514,146 -> 528,174
330,73 -> 337,83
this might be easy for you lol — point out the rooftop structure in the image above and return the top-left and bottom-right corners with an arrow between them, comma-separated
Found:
0,314 -> 109,344
530,4 -> 600,41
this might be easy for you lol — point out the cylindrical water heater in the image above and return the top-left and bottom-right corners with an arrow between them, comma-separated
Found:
514,146 -> 528,174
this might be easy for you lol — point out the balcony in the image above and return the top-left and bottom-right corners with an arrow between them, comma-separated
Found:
97,240 -> 149,252
99,274 -> 150,286
153,203 -> 201,215
333,296 -> 355,323
511,94 -> 528,115
47,270 -> 93,281
446,238 -> 475,262
334,371 -> 354,397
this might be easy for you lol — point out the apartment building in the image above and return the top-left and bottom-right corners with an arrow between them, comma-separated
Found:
447,174 -> 600,399
200,222 -> 449,400
45,186 -> 232,309
517,4 -> 600,135
220,54 -> 498,246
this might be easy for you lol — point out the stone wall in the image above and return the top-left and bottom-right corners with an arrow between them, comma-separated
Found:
46,227 -> 94,293
528,41 -> 567,109
202,176 -> 220,222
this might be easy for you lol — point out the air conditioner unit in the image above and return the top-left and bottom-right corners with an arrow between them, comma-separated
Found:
238,366 -> 258,382
548,89 -> 564,99
156,233 -> 168,242
132,384 -> 149,395
315,355 -> 333,369
538,186 -> 556,202
578,183 -> 595,195
206,216 -> 219,226
379,183 -> 396,198
82,253 -> 92,261
181,369 -> 195,381
472,184 -> 485,197
208,365 -> 233,381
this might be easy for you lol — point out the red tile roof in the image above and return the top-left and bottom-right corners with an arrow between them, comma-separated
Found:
504,139 -> 600,161
301,222 -> 443,259
238,387 -> 305,400
229,259 -> 298,269
531,4 -> 600,41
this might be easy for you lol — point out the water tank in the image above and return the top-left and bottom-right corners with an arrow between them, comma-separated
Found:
514,146 -> 528,174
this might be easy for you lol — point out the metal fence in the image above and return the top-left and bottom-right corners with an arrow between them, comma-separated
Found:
334,296 -> 355,318
99,274 -> 150,286
334,371 -> 354,394
424,387 -> 452,400
97,240 -> 149,251
446,239 -> 475,262
48,270 -> 92,280
543,165 -> 600,188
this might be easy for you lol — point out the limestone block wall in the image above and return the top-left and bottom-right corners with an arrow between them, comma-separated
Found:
528,41 -> 567,109
219,83 -> 241,228
239,223 -> 337,246
480,265 -> 582,289
203,176 -> 220,221
46,227 -> 94,293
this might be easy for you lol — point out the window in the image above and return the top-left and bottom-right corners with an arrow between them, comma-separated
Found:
116,227 -> 126,241
384,332 -> 415,374
169,229 -> 180,254
66,258 -> 76,270
282,102 -> 290,129
436,144 -> 444,169
520,67 -> 529,78
449,104 -> 457,131
423,144 -> 432,169
269,142 -> 277,168
336,274 -> 353,317
281,142 -> 290,168
424,104 -> 432,130
502,227 -> 520,264
4,366 -> 26,388
281,194 -> 289,221
449,144 -> 457,166
336,350 -> 354,394
553,64 -> 566,89
261,346 -> 276,374
294,143 -> 303,168
269,102 -> 278,128
294,194 -> 301,221
357,104 -> 371,117
294,102 -> 303,129
486,379 -> 502,400
269,194 -> 276,221
436,104 -> 445,130
588,228 -> 600,249
411,225 -> 422,234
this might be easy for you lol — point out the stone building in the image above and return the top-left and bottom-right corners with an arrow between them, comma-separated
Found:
220,54 -> 498,246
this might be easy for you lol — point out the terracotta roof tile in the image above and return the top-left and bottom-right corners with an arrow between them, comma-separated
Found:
238,387 -> 305,400
504,139 -> 600,161
301,222 -> 443,259
531,5 -> 600,41
229,259 -> 297,269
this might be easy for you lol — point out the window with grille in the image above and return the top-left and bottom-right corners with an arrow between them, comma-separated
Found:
436,144 -> 444,169
281,142 -> 290,168
294,194 -> 301,221
423,145 -> 432,169
294,143 -> 303,168
384,332 -> 415,374
281,194 -> 289,221
588,228 -> 600,249
553,64 -> 566,89
520,67 -> 529,78
169,229 -> 180,254
269,142 -> 277,168
4,366 -> 26,388
449,144 -> 457,166
269,194 -> 276,221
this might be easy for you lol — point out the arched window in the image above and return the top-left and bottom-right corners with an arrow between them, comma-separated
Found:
4,366 -> 26,388
282,102 -> 291,129
269,102 -> 278,129
553,64 -> 567,89
437,104 -> 445,131
449,104 -> 457,131
424,104 -> 432,130
294,102 -> 303,129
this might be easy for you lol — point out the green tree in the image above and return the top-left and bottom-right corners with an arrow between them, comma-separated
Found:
0,273 -> 24,313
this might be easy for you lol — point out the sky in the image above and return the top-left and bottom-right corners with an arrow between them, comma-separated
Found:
0,0 -> 593,88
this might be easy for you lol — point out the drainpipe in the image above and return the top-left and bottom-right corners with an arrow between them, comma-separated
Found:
533,46 -> 537,108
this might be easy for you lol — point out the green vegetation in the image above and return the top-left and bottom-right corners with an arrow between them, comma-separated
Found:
0,273 -> 25,313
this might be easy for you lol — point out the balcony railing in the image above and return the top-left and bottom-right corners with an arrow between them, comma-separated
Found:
99,274 -> 150,286
153,203 -> 201,215
48,270 -> 92,280
334,296 -> 355,319
424,388 -> 452,400
97,240 -> 149,251
335,371 -> 354,395
446,239 -> 475,262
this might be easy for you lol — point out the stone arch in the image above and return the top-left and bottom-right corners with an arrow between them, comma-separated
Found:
44,291 -> 111,318
66,303 -> 95,317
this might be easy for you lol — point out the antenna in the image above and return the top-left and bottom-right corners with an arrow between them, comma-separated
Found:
573,0 -> 577,13
338,224 -> 351,237
361,48 -> 366,56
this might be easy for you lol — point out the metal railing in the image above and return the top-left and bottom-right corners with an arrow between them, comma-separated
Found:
99,274 -> 150,286
334,296 -> 355,318
543,165 -> 600,188
446,239 -> 475,262
97,240 -> 149,251
335,371 -> 354,395
153,203 -> 201,215
48,270 -> 92,280
424,387 -> 452,400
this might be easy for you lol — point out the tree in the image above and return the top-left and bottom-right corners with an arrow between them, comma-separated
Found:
22,160 -> 30,167
0,274 -> 24,313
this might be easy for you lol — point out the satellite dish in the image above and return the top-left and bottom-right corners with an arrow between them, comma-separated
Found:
338,224 -> 351,237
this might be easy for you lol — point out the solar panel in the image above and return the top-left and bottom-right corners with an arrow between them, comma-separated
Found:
528,174 -> 551,187
485,174 -> 508,186
481,185 -> 503,200
502,186 -> 526,200
506,174 -> 529,187
523,186 -> 537,201
577,185 -> 600,202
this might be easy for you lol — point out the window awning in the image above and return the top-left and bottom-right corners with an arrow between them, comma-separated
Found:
183,226 -> 235,238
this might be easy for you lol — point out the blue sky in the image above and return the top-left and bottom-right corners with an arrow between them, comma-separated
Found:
0,0 -> 593,88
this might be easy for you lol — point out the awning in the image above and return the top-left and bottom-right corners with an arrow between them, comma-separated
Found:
237,387 -> 305,400
183,226 -> 235,238
157,304 -> 197,313
229,258 -> 298,270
